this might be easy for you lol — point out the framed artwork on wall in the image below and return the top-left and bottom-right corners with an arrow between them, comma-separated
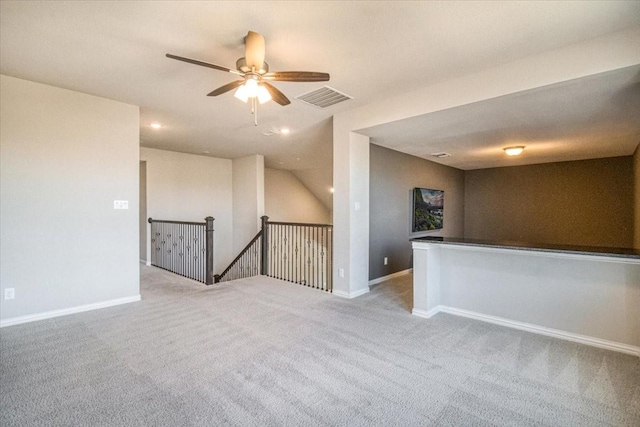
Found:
412,188 -> 444,232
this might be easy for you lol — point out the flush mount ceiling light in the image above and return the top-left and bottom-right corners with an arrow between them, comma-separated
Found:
262,127 -> 291,136
431,152 -> 451,158
166,31 -> 329,126
149,123 -> 162,129
504,146 -> 525,156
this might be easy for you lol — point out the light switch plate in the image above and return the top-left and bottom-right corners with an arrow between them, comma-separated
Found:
114,200 -> 129,210
4,288 -> 15,300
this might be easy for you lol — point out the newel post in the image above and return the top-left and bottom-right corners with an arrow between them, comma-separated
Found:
260,215 -> 269,276
205,216 -> 215,285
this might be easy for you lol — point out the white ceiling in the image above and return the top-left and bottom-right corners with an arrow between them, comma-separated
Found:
1,1 -> 639,189
360,65 -> 640,170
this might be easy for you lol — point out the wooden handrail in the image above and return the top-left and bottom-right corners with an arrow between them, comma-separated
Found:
268,221 -> 332,227
148,218 -> 206,226
214,230 -> 262,283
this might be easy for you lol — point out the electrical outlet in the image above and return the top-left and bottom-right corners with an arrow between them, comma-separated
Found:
384,257 -> 388,265
339,268 -> 345,278
4,288 -> 15,300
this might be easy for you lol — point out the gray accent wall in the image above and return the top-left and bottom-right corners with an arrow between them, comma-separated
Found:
369,145 -> 636,282
634,145 -> 640,249
369,144 -> 465,280
0,75 -> 140,321
464,156 -> 634,248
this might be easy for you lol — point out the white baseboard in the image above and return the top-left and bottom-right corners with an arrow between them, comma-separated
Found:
369,268 -> 413,286
140,259 -> 151,266
414,305 -> 640,357
0,295 -> 141,328
411,307 -> 440,319
333,287 -> 370,299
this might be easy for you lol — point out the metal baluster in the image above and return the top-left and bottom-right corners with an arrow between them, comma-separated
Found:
278,225 -> 282,280
316,227 -> 319,289
320,227 -> 324,290
312,226 -> 316,288
188,224 -> 192,280
288,226 -> 291,281
295,226 -> 299,284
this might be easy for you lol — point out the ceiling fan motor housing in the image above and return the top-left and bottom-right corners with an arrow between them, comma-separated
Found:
236,57 -> 269,74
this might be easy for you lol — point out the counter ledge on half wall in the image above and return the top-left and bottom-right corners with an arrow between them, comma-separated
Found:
411,236 -> 640,356
411,236 -> 640,259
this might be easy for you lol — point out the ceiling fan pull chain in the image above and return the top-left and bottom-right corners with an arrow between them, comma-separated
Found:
253,97 -> 258,126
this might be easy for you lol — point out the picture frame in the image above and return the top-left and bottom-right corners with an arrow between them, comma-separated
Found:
412,188 -> 444,232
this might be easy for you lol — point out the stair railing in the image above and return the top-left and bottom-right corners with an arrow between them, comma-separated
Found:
214,230 -> 262,283
148,216 -> 215,285
215,216 -> 333,292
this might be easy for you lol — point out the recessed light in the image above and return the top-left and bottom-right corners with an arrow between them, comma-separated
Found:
504,146 -> 525,156
202,150 -> 210,154
329,187 -> 335,193
280,128 -> 290,135
149,123 -> 162,129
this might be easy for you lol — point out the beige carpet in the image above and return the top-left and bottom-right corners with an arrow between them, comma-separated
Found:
1,267 -> 639,426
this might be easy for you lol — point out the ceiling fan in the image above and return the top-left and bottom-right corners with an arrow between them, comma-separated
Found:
166,31 -> 330,125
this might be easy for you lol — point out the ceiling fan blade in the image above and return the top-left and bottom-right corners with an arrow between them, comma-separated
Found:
207,80 -> 245,96
262,71 -> 330,82
262,82 -> 291,106
244,31 -> 266,71
166,53 -> 243,76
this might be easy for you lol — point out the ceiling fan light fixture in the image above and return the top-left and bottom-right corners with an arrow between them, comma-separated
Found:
244,78 -> 259,98
257,84 -> 272,104
234,85 -> 249,103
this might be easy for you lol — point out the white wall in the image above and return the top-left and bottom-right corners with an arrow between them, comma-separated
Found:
332,129 -> 370,298
232,155 -> 264,254
292,168 -> 333,213
412,242 -> 640,353
265,168 -> 330,224
139,161 -> 147,262
0,75 -> 140,323
140,147 -> 233,272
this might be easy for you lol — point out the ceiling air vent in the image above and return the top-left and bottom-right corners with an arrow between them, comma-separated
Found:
431,152 -> 451,158
295,86 -> 353,108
